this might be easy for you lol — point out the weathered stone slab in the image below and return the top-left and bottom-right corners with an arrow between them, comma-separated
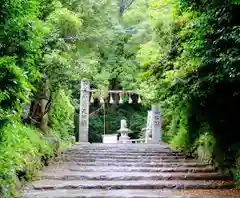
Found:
63,152 -> 186,159
39,165 -> 215,173
29,180 -> 235,190
55,156 -> 194,163
73,143 -> 170,148
66,166 -> 216,173
23,189 -> 233,198
62,154 -> 186,159
67,149 -> 173,152
36,171 -> 226,181
64,151 -> 177,155
71,162 -> 211,167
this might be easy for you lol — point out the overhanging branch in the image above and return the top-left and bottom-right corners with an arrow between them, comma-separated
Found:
119,0 -> 135,15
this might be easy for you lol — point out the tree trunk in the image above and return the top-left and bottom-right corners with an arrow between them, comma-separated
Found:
28,77 -> 51,132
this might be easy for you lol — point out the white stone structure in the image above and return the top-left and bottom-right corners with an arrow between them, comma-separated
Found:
145,110 -> 152,143
145,105 -> 162,143
151,104 -> 162,143
118,119 -> 131,143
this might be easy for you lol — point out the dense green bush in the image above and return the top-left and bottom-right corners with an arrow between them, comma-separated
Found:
0,57 -> 33,121
162,113 -> 179,143
170,112 -> 190,153
234,154 -> 240,185
49,89 -> 74,140
0,122 -> 53,197
194,130 -> 216,164
89,115 -> 104,143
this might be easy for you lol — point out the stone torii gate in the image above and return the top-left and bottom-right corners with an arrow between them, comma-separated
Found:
78,79 -> 162,143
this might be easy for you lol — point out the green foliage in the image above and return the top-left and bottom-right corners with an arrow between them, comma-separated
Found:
128,110 -> 147,139
170,113 -> 190,152
0,122 -> 52,197
49,89 -> 74,140
1,0 -> 45,79
235,154 -> 240,185
194,131 -> 216,163
0,57 -> 33,120
89,115 -> 104,143
163,114 -> 179,143
132,0 -> 240,174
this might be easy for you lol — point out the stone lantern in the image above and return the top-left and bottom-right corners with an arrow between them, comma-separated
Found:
117,119 -> 132,143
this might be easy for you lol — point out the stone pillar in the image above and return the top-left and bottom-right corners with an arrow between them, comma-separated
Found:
145,110 -> 152,143
79,79 -> 90,142
151,104 -> 162,143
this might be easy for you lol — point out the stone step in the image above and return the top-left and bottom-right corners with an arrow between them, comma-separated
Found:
66,146 -> 173,149
69,150 -> 173,153
68,162 -> 211,167
57,158 -> 200,164
23,189 -> 223,198
68,147 -> 173,153
56,155 -> 189,162
65,150 -> 175,155
43,164 -> 215,173
67,147 -> 172,152
62,155 -> 187,160
64,152 -> 182,157
37,171 -> 227,181
66,166 -> 216,173
71,144 -> 170,148
23,143 -> 237,198
69,144 -> 170,148
73,143 -> 171,148
28,180 -> 235,190
64,152 -> 185,157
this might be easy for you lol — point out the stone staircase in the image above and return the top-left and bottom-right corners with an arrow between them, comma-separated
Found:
23,143 -> 236,198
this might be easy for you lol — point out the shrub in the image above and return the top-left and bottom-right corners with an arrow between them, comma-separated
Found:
89,115 -> 104,143
49,89 -> 74,140
0,122 -> 53,197
163,114 -> 179,143
170,113 -> 190,152
0,57 -> 33,121
235,154 -> 240,185
195,131 -> 216,164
